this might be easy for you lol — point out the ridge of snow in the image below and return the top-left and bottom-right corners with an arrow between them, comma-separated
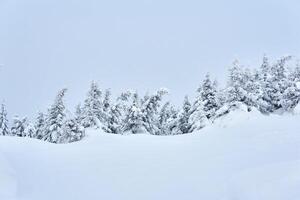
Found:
0,110 -> 299,200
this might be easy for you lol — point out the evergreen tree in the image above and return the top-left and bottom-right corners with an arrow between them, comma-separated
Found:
102,89 -> 112,113
155,102 -> 178,135
43,89 -> 67,143
62,118 -> 85,143
226,60 -> 248,105
82,81 -> 103,128
260,55 -> 271,83
262,56 -> 292,112
102,103 -> 122,134
11,116 -> 28,137
141,88 -> 168,134
35,112 -> 45,139
24,122 -> 36,138
0,104 -> 9,136
290,63 -> 300,82
122,92 -> 144,134
74,104 -> 84,125
199,74 -> 219,119
281,83 -> 300,111
176,96 -> 194,134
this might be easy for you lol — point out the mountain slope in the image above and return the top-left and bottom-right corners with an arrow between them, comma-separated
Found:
0,109 -> 299,200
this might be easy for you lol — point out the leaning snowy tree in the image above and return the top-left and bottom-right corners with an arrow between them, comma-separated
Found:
141,88 -> 168,134
0,104 -> 9,136
43,89 -> 67,143
81,81 -> 103,128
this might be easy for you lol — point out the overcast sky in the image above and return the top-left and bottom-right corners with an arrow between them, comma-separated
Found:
1,0 -> 300,118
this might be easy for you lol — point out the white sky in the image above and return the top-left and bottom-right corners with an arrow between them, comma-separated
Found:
1,0 -> 300,118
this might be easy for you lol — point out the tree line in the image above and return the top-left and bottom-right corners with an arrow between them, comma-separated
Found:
0,55 -> 300,143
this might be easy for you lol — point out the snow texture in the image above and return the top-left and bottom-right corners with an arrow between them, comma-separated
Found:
0,109 -> 299,200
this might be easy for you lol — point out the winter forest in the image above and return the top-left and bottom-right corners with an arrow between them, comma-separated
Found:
1,55 -> 300,143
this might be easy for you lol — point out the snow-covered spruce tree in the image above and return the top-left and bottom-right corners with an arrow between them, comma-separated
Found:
281,83 -> 300,111
189,99 -> 207,131
81,81 -> 103,128
102,103 -> 123,134
11,116 -> 28,137
225,60 -> 261,111
198,74 -> 220,119
102,89 -> 112,113
74,104 -> 84,125
176,96 -> 194,134
260,55 -> 271,83
0,104 -> 10,136
122,92 -> 144,134
101,91 -> 132,134
61,118 -> 85,143
141,88 -> 168,134
226,60 -> 248,106
289,62 -> 300,83
154,102 -> 179,135
35,112 -> 45,139
43,89 -> 67,143
262,56 -> 292,112
24,122 -> 36,138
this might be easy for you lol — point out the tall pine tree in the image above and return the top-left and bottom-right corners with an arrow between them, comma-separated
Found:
81,81 -> 103,128
0,104 -> 9,136
43,89 -> 67,143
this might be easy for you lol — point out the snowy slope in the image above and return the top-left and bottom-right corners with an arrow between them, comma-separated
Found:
0,109 -> 299,200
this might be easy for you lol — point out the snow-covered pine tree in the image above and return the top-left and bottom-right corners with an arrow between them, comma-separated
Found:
260,55 -> 271,83
43,89 -> 67,143
155,102 -> 178,135
281,82 -> 300,111
290,62 -> 300,83
81,81 -> 103,128
102,103 -> 123,134
74,104 -> 84,125
102,89 -> 111,113
198,74 -> 219,119
256,55 -> 273,113
24,122 -> 36,138
11,116 -> 28,137
262,56 -> 292,112
141,88 -> 168,134
35,112 -> 45,139
101,91 -> 133,134
62,118 -> 85,143
0,104 -> 9,136
176,96 -> 194,134
189,100 -> 207,131
243,68 -> 262,110
122,92 -> 144,134
226,60 -> 248,106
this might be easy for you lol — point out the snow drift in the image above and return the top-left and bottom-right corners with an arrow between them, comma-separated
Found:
0,109 -> 299,200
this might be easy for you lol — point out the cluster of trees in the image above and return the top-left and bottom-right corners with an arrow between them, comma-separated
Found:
1,55 -> 300,143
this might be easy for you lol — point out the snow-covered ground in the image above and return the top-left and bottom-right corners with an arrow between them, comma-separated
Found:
0,109 -> 299,200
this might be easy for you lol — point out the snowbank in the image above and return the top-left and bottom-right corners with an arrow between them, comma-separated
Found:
0,150 -> 17,200
0,110 -> 299,200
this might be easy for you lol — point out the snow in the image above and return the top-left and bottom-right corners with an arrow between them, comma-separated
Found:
0,110 -> 299,200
